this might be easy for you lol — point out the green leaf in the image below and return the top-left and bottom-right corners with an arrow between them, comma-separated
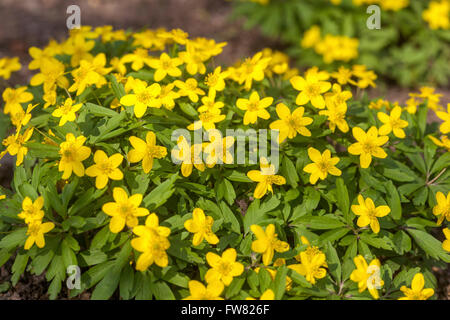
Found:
407,229 -> 450,262
143,174 -> 178,210
336,178 -> 350,222
281,156 -> 299,188
151,281 -> 175,300
293,215 -> 345,230
430,152 -> 450,176
0,228 -> 27,250
84,102 -> 119,117
385,181 -> 402,220
219,201 -> 241,234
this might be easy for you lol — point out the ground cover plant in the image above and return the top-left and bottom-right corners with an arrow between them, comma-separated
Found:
0,26 -> 449,300
230,0 -> 450,87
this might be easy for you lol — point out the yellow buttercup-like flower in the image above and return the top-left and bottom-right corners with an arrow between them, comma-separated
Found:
148,52 -> 183,82
348,126 -> 388,168
423,0 -> 449,30
184,280 -> 224,300
121,48 -> 153,71
236,91 -> 273,125
204,66 -> 228,94
51,98 -> 83,126
184,208 -> 219,246
58,133 -> 91,179
205,248 -> 244,286
2,127 -> 34,166
350,255 -> 384,299
120,79 -> 161,118
270,103 -> 313,143
303,147 -> 341,184
131,213 -> 171,270
24,220 -> 55,250
175,78 -> 205,103
377,106 -> 409,138
102,187 -> 149,233
171,137 -> 205,177
290,73 -> 331,109
433,191 -> 450,225
127,131 -> 167,174
428,135 -> 450,151
288,251 -> 327,285
0,56 -> 21,80
2,87 -> 33,115
351,195 -> 390,233
435,104 -> 450,134
18,196 -> 45,224
85,150 -> 123,189
188,111 -> 226,131
247,159 -> 286,199
250,223 -> 289,266
399,273 -> 434,300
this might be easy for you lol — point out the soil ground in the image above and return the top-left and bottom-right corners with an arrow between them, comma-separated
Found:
0,0 -> 448,300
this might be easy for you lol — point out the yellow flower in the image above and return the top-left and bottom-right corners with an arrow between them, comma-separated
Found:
121,48 -> 153,71
303,147 -> 341,184
288,251 -> 327,284
184,208 -> 219,246
69,53 -> 112,96
171,137 -> 205,177
131,213 -> 171,270
10,104 -> 36,131
442,228 -> 450,252
179,43 -> 209,75
24,220 -> 55,250
351,195 -> 390,233
250,224 -> 289,266
377,106 -> 409,138
0,56 -> 21,80
18,196 -> 45,224
236,91 -> 273,125
352,65 -> 377,89
52,98 -> 83,126
120,80 -> 162,118
290,73 -> 331,109
204,135 -> 235,167
158,28 -> 189,45
246,289 -> 275,300
315,35 -> 359,64
428,135 -> 450,152
404,97 -> 419,114
184,280 -> 224,300
148,52 -> 183,82
174,78 -> 205,103
319,99 -> 349,133
436,104 -> 450,134
350,255 -> 383,299
187,111 -> 226,131
235,51 -> 271,90
423,0 -> 449,30
411,86 -> 442,111
399,273 -> 434,300
348,126 -> 388,168
2,87 -> 33,115
205,248 -> 244,286
58,133 -> 91,179
198,91 -> 224,114
85,150 -> 123,189
155,83 -> 180,110
63,34 -> 95,67
127,131 -> 167,174
247,159 -> 286,199
30,58 -> 68,93
301,25 -> 321,49
330,66 -> 357,86
2,127 -> 34,166
433,191 -> 450,225
204,66 -> 228,95
102,187 -> 149,233
270,103 -> 313,143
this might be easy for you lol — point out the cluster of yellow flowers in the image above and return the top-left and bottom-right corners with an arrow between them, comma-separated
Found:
423,0 -> 450,30
0,24 -> 448,300
301,26 -> 359,64
0,57 -> 21,80
17,196 -> 55,250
